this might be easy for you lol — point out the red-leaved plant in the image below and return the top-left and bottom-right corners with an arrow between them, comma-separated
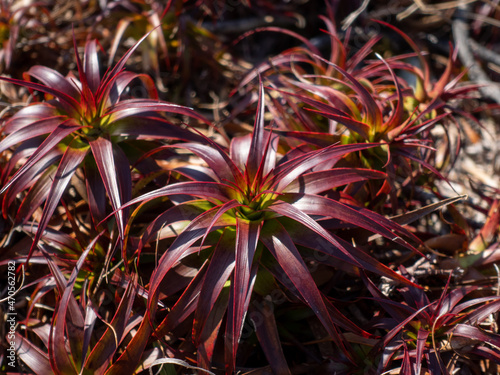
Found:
0,30 -> 209,261
114,83 -> 427,373
364,272 -> 500,373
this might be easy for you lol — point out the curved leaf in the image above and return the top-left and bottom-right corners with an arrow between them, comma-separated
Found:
260,219 -> 352,359
28,144 -> 89,261
283,168 -> 386,194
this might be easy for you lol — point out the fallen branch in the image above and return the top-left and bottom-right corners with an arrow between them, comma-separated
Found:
452,4 -> 500,104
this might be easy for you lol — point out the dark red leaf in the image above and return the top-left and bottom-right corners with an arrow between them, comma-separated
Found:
226,219 -> 261,372
193,230 -> 236,344
84,274 -> 139,373
260,219 -> 352,359
90,137 -> 128,240
28,144 -> 89,261
283,168 -> 386,194
250,299 -> 291,375
14,332 -> 52,374
0,122 -> 82,195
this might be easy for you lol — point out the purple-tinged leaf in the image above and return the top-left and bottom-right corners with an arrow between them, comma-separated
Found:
313,54 -> 382,128
274,130 -> 339,148
246,80 -> 266,180
113,71 -> 158,101
193,231 -> 236,344
452,324 -> 500,348
273,88 -> 368,137
171,142 -> 245,187
49,235 -> 99,374
104,313 -> 152,375
260,219 -> 352,360
147,208 -> 235,315
27,66 -> 81,101
90,137 -> 126,240
15,164 -> 57,225
454,298 -> 500,324
236,54 -> 316,93
269,201 -> 361,267
2,149 -> 61,213
376,304 -> 431,355
109,116 -> 206,143
374,20 -> 430,91
138,201 -> 212,250
197,288 -> 229,369
85,274 -> 138,374
153,263 -> 209,340
250,299 -> 291,375
107,100 -> 211,125
226,219 -> 261,372
14,332 -> 52,374
175,165 -> 218,182
84,40 -> 101,95
99,28 -> 158,105
230,134 -> 252,172
279,193 -> 419,251
199,200 -> 242,252
0,121 -> 81,195
122,181 -> 233,211
0,75 -> 81,116
389,195 -> 467,227
291,228 -> 417,287
374,53 -> 405,133
283,168 -> 386,194
304,108 -> 371,139
84,157 -> 107,225
271,143 -> 380,192
3,103 -> 60,133
415,328 -> 429,374
81,301 -> 98,371
0,116 -> 66,154
28,144 -> 88,262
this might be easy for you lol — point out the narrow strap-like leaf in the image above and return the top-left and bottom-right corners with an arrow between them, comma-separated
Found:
84,39 -> 101,95
14,332 -> 52,374
27,144 -> 89,262
0,116 -> 66,155
193,230 -> 236,344
225,219 -> 261,373
90,137 -> 129,241
260,219 -> 352,360
0,121 -> 81,195
84,273 -> 138,373
246,80 -> 266,180
49,234 -> 100,374
283,167 -> 385,194
250,298 -> 291,375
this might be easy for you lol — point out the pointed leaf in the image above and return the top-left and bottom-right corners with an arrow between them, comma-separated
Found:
283,168 -> 386,194
0,121 -> 82,195
85,274 -> 138,373
193,231 -> 236,343
90,137 -> 127,240
49,235 -> 100,374
0,116 -> 66,155
84,40 -> 100,94
226,219 -> 261,371
260,219 -> 351,357
0,75 -> 81,115
246,80 -> 266,180
14,332 -> 52,374
250,299 -> 291,375
28,144 -> 89,261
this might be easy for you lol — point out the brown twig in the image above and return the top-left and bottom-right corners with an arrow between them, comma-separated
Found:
452,3 -> 500,104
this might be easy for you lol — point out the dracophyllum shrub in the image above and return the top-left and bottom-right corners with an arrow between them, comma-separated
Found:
119,84 -> 424,373
0,31 -> 210,260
